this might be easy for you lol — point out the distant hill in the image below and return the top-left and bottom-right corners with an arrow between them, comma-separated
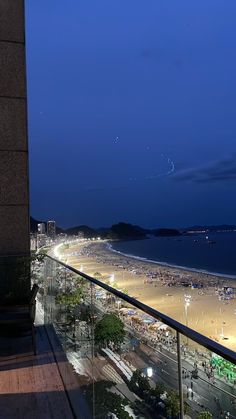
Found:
31,216 -> 236,239
108,222 -> 146,240
65,225 -> 97,238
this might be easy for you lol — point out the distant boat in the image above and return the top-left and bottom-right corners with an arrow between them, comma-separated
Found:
205,235 -> 216,245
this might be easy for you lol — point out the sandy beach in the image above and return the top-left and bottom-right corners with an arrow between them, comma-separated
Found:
61,240 -> 236,351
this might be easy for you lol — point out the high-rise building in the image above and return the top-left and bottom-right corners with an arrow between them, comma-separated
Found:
38,222 -> 45,234
47,220 -> 56,238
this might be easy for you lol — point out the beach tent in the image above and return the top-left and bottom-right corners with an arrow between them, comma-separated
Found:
127,309 -> 137,315
119,308 -> 128,313
158,324 -> 169,331
119,308 -> 136,315
143,318 -> 154,324
150,321 -> 162,329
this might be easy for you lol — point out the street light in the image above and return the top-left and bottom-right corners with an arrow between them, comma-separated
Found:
220,321 -> 226,339
117,300 -> 121,311
110,273 -> 115,284
184,294 -> 191,328
147,367 -> 153,378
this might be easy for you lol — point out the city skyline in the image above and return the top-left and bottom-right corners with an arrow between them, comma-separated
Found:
26,0 -> 236,228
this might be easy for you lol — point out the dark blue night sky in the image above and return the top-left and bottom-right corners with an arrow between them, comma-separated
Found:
26,0 -> 236,228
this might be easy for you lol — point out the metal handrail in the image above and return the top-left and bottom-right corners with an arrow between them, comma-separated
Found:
45,254 -> 236,365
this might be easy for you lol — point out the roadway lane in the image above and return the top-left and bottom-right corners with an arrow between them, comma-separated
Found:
134,343 -> 236,418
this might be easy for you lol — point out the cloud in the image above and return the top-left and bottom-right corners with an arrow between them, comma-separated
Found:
173,153 -> 236,183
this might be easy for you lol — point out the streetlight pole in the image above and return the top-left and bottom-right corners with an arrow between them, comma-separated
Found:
110,273 -> 115,284
117,300 -> 121,313
177,331 -> 184,419
184,294 -> 191,346
184,294 -> 191,328
221,321 -> 226,339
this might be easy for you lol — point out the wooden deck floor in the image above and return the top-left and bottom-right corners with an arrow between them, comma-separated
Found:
0,325 -> 75,419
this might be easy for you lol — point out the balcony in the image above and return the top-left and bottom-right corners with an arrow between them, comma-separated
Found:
0,308 -> 90,418
1,246 -> 235,418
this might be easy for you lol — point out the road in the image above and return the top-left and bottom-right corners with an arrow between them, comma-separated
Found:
84,296 -> 236,417
133,342 -> 236,418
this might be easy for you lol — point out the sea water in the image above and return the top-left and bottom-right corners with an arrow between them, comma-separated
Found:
110,232 -> 236,278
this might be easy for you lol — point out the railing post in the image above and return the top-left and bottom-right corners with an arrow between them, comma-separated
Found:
90,283 -> 95,418
177,331 -> 184,419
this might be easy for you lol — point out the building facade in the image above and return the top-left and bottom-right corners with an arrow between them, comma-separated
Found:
0,0 -> 30,303
38,222 -> 46,234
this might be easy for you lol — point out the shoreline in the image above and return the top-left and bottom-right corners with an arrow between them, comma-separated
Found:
62,240 -> 236,351
107,242 -> 236,280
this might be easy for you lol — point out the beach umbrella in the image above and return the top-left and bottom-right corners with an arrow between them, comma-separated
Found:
151,321 -> 162,329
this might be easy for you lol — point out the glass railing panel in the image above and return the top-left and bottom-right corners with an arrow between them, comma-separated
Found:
43,257 -> 95,415
179,332 -> 236,418
31,254 -> 46,324
40,254 -> 236,418
43,257 -> 74,398
83,282 -> 181,419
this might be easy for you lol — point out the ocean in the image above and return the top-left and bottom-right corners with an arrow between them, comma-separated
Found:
110,232 -> 236,278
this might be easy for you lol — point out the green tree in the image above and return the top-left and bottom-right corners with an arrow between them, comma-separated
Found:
82,380 -> 132,418
94,313 -> 125,348
153,381 -> 165,397
75,275 -> 86,286
165,390 -> 189,417
129,369 -> 151,398
165,390 -> 180,417
197,412 -> 213,419
56,288 -> 83,307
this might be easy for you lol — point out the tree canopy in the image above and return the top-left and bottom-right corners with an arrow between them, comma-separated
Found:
129,369 -> 151,397
82,380 -> 132,419
94,313 -> 125,348
56,288 -> 83,307
165,390 -> 180,417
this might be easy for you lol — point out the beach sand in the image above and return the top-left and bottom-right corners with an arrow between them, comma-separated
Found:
61,240 -> 236,351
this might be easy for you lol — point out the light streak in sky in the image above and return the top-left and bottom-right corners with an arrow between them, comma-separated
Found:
166,157 -> 175,175
111,140 -> 175,178
130,154 -> 175,182
84,150 -> 175,192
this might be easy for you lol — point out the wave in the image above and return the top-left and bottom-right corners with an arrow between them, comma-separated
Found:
106,242 -> 236,280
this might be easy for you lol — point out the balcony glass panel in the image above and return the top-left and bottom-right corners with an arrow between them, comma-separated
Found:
35,255 -> 236,418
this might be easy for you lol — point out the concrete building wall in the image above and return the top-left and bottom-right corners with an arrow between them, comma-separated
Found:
0,1 -> 30,303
